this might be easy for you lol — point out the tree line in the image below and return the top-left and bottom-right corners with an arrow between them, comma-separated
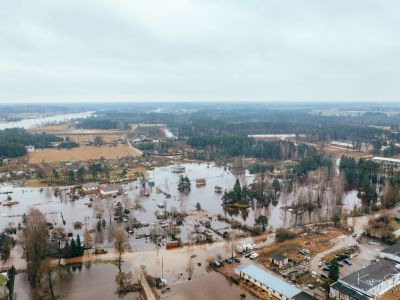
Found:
0,128 -> 62,157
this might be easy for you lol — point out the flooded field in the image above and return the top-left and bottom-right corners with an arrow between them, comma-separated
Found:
0,162 -> 369,299
0,162 -> 362,245
14,261 -> 142,300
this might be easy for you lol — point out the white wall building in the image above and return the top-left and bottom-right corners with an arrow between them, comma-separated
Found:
330,259 -> 400,300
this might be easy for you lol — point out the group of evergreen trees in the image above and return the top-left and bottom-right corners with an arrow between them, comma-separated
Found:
177,175 -> 191,193
77,118 -> 128,130
222,179 -> 250,205
0,128 -> 62,157
69,235 -> 84,258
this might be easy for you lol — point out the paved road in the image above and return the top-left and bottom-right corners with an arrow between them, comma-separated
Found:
309,235 -> 356,273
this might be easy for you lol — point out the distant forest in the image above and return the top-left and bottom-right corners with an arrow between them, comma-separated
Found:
83,108 -> 400,144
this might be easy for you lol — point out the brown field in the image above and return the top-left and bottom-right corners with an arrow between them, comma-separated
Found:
27,145 -> 141,163
28,124 -> 125,144
258,228 -> 345,263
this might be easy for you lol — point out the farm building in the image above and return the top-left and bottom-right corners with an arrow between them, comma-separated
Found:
270,253 -> 289,268
328,141 -> 356,151
81,182 -> 100,194
99,184 -> 123,197
235,264 -> 315,300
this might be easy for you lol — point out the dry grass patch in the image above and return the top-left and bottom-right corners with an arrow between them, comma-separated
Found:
27,145 -> 141,163
258,228 -> 344,263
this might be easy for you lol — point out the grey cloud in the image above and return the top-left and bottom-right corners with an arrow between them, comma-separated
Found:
0,0 -> 399,102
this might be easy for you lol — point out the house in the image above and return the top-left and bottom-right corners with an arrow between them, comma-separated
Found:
372,157 -> 400,168
271,253 -> 289,268
214,186 -> 223,193
81,182 -> 100,194
25,145 -> 35,152
235,264 -> 315,300
195,178 -> 206,187
329,259 -> 400,300
328,141 -> 357,151
99,184 -> 123,197
171,165 -> 185,173
379,242 -> 400,263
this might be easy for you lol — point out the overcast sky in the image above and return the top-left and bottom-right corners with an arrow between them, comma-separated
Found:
0,0 -> 399,103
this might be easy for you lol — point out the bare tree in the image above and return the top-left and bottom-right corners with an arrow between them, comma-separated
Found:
225,230 -> 239,258
51,226 -> 67,265
114,227 -> 131,272
83,228 -> 94,250
22,208 -> 49,286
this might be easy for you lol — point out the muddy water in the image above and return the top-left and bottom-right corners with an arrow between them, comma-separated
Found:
342,190 -> 362,212
1,163 -> 297,299
0,163 -> 298,242
14,262 -> 142,300
163,272 -> 258,300
0,185 -> 95,234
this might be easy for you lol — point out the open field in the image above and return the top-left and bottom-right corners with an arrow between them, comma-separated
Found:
28,124 -> 125,144
27,145 -> 141,163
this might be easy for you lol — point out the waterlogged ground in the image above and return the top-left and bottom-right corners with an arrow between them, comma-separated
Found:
0,162 -> 364,299
14,261 -> 142,300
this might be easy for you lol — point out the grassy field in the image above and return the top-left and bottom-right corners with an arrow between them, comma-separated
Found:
27,145 -> 141,163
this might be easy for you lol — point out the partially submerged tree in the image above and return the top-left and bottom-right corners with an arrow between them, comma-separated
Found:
255,215 -> 268,230
51,226 -> 67,265
22,207 -> 49,286
114,227 -> 131,272
177,175 -> 191,193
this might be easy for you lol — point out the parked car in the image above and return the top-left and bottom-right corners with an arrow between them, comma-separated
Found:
233,257 -> 240,263
244,252 -> 253,258
322,266 -> 330,272
213,261 -> 222,268
249,253 -> 259,259
343,259 -> 352,265
320,273 -> 328,279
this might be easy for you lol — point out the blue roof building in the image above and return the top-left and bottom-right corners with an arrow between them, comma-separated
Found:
235,264 -> 315,300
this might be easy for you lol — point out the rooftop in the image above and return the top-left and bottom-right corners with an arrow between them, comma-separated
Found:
82,182 -> 99,188
331,281 -> 369,300
329,140 -> 354,147
100,184 -> 123,193
381,242 -> 400,256
372,156 -> 400,163
340,259 -> 400,292
271,253 -> 287,261
292,292 -> 316,300
236,264 -> 301,298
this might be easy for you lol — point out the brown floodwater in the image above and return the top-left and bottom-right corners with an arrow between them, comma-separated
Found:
1,162 -> 362,299
14,262 -> 142,300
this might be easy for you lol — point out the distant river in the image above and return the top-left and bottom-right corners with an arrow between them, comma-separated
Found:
0,111 -> 95,130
